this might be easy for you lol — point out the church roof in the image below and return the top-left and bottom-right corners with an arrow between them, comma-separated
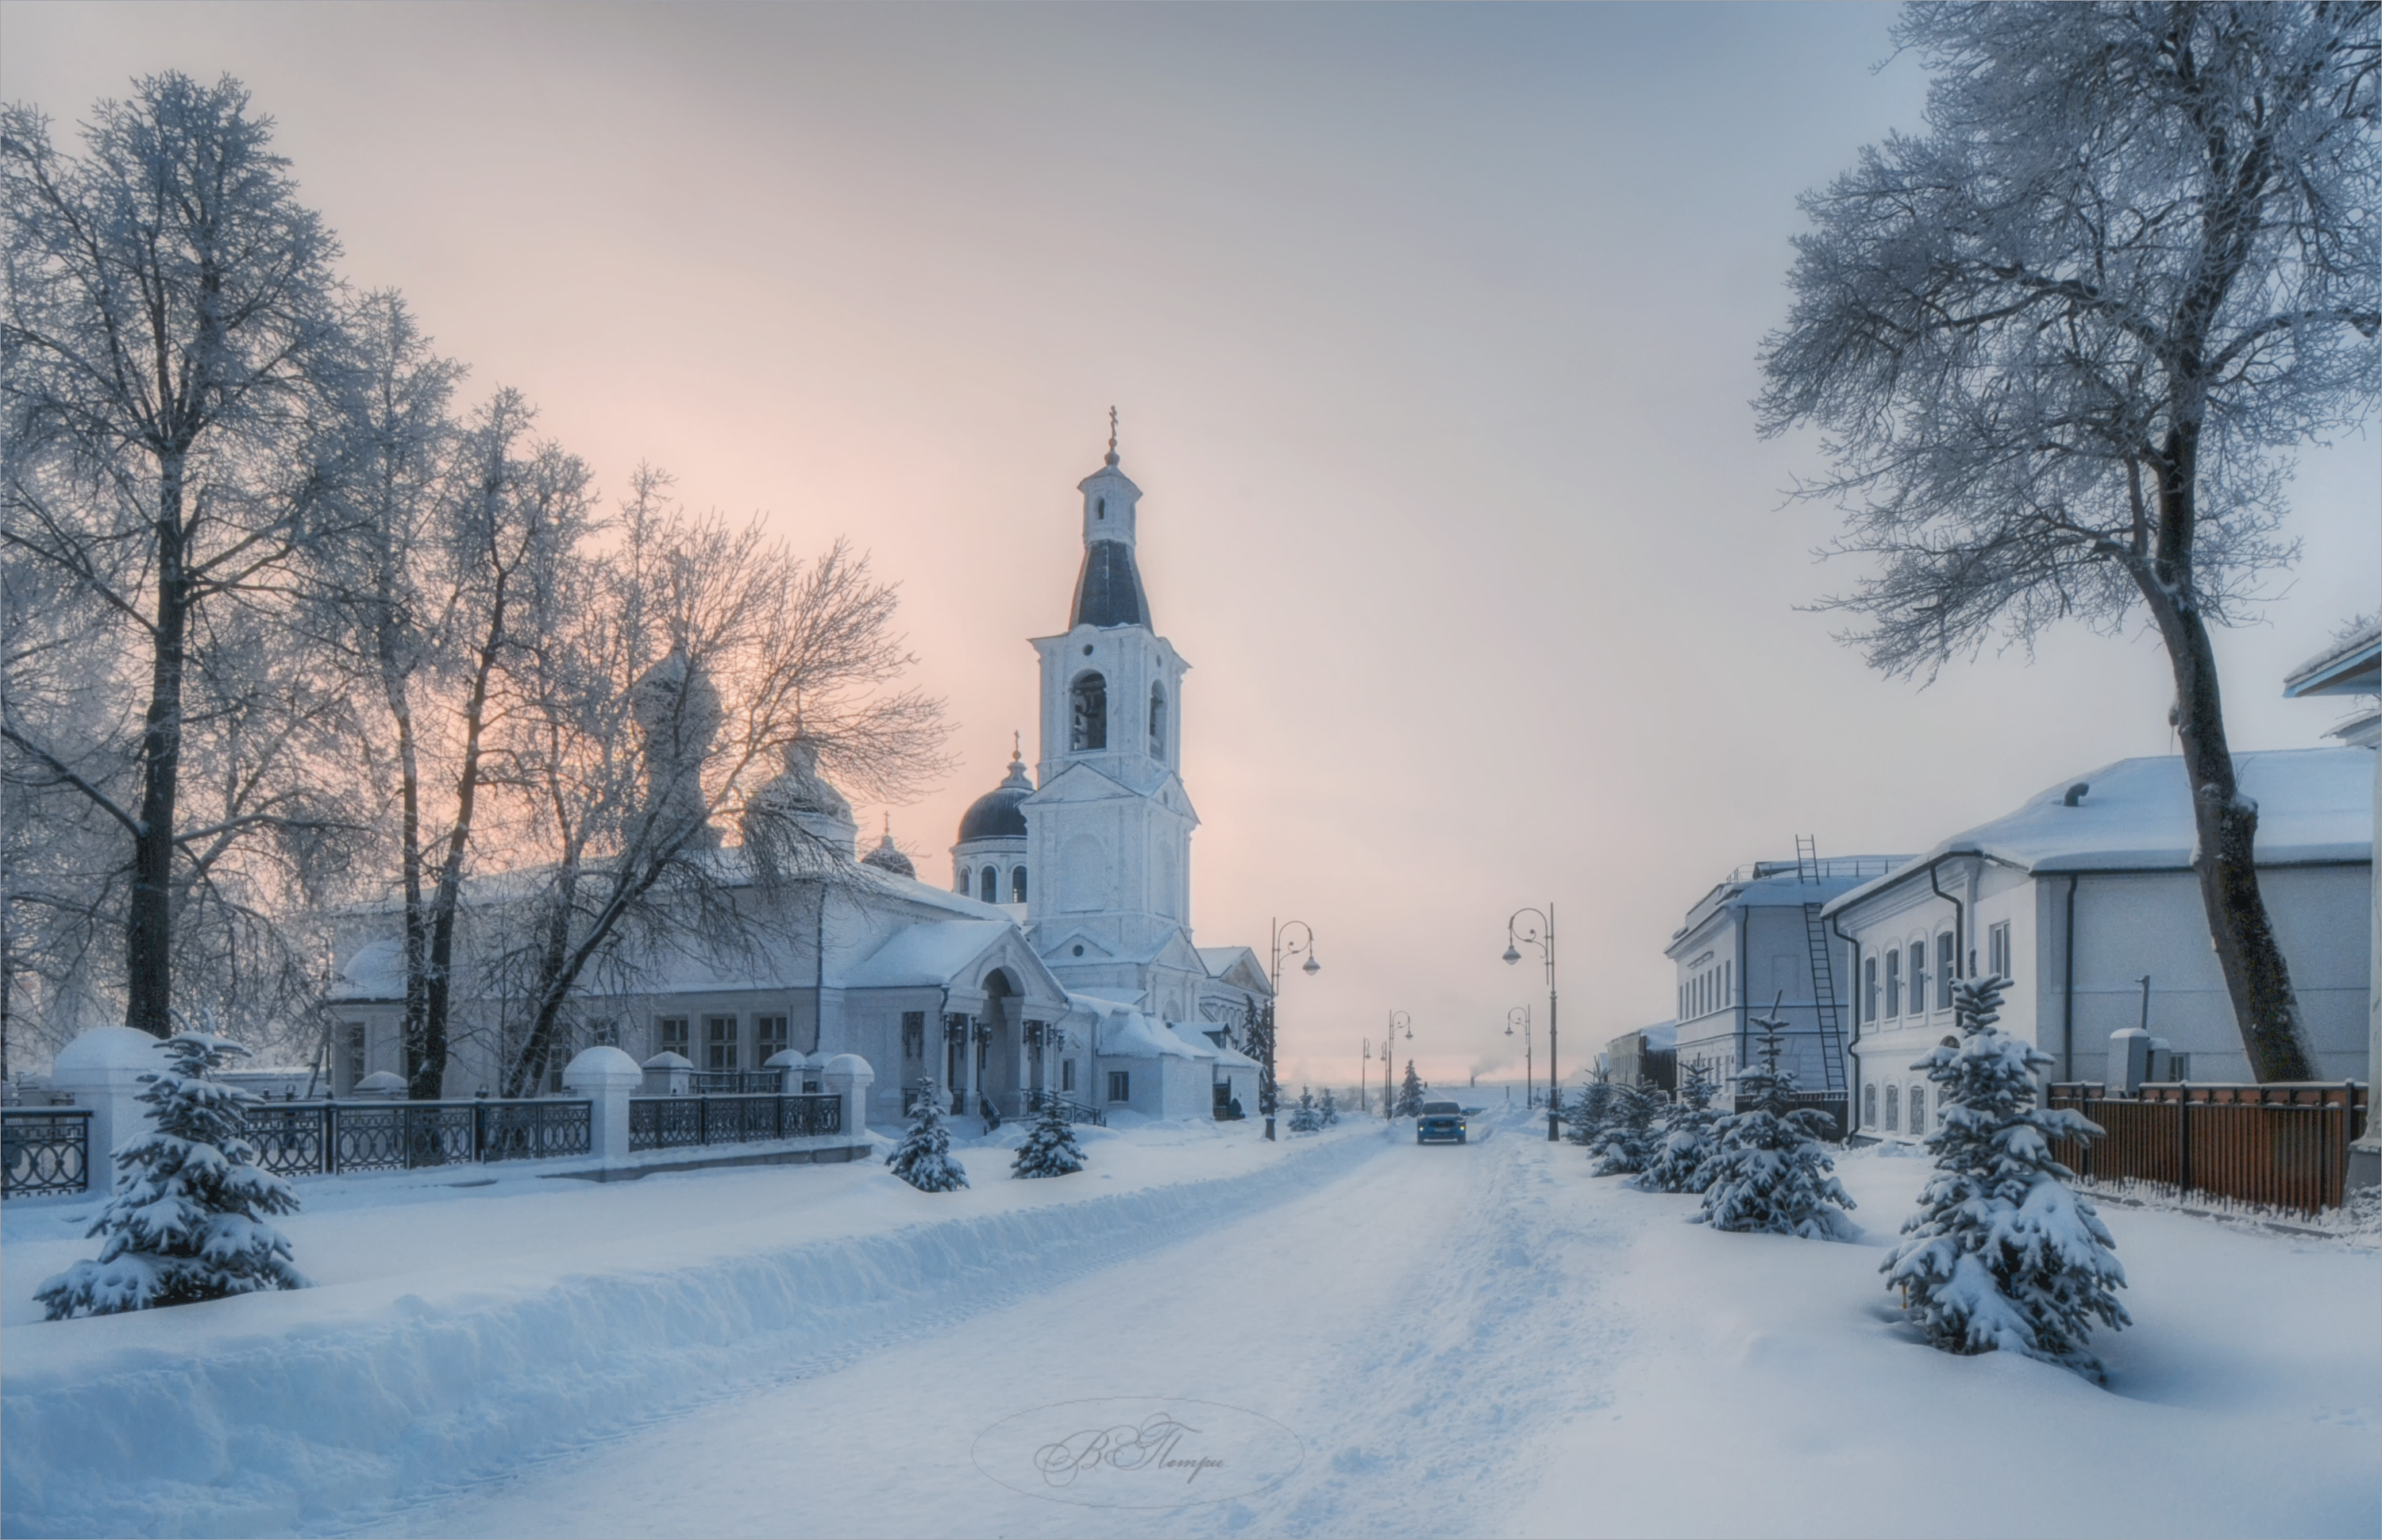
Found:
1070,539 -> 1150,629
958,752 -> 1035,843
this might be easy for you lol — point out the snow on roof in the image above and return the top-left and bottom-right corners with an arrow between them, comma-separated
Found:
1208,1038 -> 1261,1071
1162,1023 -> 1220,1061
835,920 -> 1015,989
329,938 -> 405,1002
1096,1009 -> 1202,1061
2284,620 -> 2381,699
1825,748 -> 2373,916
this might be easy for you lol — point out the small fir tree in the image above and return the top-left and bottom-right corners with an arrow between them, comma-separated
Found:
1565,1075 -> 1613,1147
1697,1018 -> 1856,1238
1395,1061 -> 1426,1118
1319,1088 -> 1340,1126
1637,1060 -> 1721,1193
1287,1086 -> 1324,1134
1012,1096 -> 1085,1180
1883,974 -> 2130,1380
1589,1084 -> 1663,1176
887,1079 -> 969,1192
37,1034 -> 305,1318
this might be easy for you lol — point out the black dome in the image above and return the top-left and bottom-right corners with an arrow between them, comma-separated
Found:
958,753 -> 1034,842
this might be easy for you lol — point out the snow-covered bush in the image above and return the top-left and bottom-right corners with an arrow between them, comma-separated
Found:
1286,1086 -> 1324,1134
1395,1061 -> 1426,1118
1589,1084 -> 1662,1176
37,1034 -> 304,1318
1883,974 -> 2130,1380
1011,1096 -> 1085,1180
1319,1087 -> 1340,1126
887,1080 -> 969,1192
1564,1076 -> 1613,1147
1696,1019 -> 1856,1239
1637,1059 -> 1721,1193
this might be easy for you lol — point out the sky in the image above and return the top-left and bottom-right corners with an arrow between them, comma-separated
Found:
4,2 -> 2374,1092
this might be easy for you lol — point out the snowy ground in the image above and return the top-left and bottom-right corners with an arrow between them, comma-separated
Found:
3,1107 -> 2375,1538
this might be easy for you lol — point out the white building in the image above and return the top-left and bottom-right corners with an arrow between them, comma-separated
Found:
1825,749 -> 2373,1141
329,437 -> 1269,1126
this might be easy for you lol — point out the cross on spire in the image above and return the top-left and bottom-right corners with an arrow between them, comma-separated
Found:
1105,406 -> 1119,467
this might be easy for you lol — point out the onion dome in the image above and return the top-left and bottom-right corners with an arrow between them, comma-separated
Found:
861,819 -> 917,878
958,749 -> 1034,843
742,733 -> 857,858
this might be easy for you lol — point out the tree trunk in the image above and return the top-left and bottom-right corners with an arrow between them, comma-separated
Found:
126,464 -> 190,1039
379,623 -> 438,1099
2135,552 -> 2319,1084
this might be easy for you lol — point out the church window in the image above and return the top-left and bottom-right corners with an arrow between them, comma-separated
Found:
1910,942 -> 1929,1014
705,1014 -> 738,1072
1097,497 -> 1106,519
1148,687 -> 1166,757
1864,956 -> 1878,1022
1863,1083 -> 1878,1127
1011,866 -> 1028,903
1070,672 -> 1107,751
1062,1059 -> 1076,1092
1937,932 -> 1957,1008
955,867 -> 967,894
1988,921 -> 2012,985
980,866 -> 998,903
1886,950 -> 1902,1017
1910,1085 -> 1927,1132
1883,1083 -> 1900,1131
1108,1070 -> 1131,1103
755,1014 -> 788,1065
901,1011 -> 926,1061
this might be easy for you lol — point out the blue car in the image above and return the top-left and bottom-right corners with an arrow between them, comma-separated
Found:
1416,1099 -> 1467,1145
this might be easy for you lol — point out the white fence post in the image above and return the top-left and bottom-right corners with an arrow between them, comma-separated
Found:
820,1053 -> 873,1141
48,1027 -> 164,1199
565,1046 -> 641,1165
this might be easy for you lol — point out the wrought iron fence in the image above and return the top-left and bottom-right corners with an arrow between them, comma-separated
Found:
627,1092 -> 841,1153
2047,1082 -> 2369,1214
2,1108 -> 91,1199
1019,1088 -> 1108,1127
240,1099 -> 591,1177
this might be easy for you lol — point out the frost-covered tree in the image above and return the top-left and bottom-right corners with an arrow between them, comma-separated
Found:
1589,1084 -> 1663,1176
1758,4 -> 2380,1081
1011,1095 -> 1084,1180
887,1080 -> 969,1192
1638,1059 -> 1722,1194
1697,1018 -> 1856,1239
1565,1074 -> 1613,1147
1318,1087 -> 1340,1126
1884,974 -> 2130,1380
36,1034 -> 303,1316
1287,1086 -> 1324,1134
1394,1061 -> 1425,1118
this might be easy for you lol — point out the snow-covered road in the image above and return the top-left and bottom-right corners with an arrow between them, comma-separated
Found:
360,1112 -> 1611,1538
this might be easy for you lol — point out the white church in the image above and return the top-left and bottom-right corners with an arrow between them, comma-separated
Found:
327,437 -> 1270,1128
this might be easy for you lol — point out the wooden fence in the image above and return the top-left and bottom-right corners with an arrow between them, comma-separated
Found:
2045,1082 -> 2369,1215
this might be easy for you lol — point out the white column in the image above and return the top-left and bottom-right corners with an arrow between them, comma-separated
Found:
564,1046 -> 641,1165
820,1053 -> 874,1140
48,1027 -> 164,1199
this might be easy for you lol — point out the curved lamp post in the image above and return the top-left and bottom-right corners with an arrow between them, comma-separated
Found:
1265,918 -> 1320,1142
1504,905 -> 1559,1141
1385,1009 -> 1412,1118
1507,1004 -> 1532,1109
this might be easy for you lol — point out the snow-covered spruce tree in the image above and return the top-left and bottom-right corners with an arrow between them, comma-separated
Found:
37,1035 -> 304,1318
1638,1059 -> 1721,1194
1395,1061 -> 1426,1118
1011,1096 -> 1085,1180
1883,974 -> 2130,1380
1565,1075 -> 1613,1147
1696,1018 -> 1856,1239
1287,1087 -> 1324,1134
1589,1084 -> 1663,1176
887,1079 -> 969,1192
1319,1088 -> 1340,1126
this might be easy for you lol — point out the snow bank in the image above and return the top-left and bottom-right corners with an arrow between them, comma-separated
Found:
2,1124 -> 1385,1538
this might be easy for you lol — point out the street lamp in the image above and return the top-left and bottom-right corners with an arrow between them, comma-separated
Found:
1505,905 -> 1559,1142
1385,1009 -> 1412,1118
1265,918 -> 1320,1142
1507,1005 -> 1532,1108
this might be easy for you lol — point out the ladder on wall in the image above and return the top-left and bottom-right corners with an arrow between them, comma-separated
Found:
1798,832 -> 1848,1096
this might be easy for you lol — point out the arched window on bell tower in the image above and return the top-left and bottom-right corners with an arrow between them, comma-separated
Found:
1070,672 -> 1107,752
980,865 -> 999,903
1148,685 -> 1166,759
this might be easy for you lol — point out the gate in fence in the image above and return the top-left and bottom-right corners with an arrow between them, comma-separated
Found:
2047,1082 -> 2369,1215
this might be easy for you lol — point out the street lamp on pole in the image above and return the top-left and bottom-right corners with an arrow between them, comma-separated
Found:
1265,918 -> 1320,1142
1507,1005 -> 1532,1109
1385,1009 -> 1411,1118
1504,905 -> 1559,1141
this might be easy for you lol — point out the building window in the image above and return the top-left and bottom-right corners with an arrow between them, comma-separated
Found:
955,866 -> 968,894
1937,932 -> 1957,1010
658,1015 -> 690,1060
586,1017 -> 620,1048
1883,1083 -> 1900,1131
705,1014 -> 738,1072
1885,950 -> 1901,1018
1988,921 -> 2011,984
1070,672 -> 1108,752
1062,1059 -> 1077,1092
1909,942 -> 1928,1016
1107,1069 -> 1130,1103
1864,956 -> 1879,1023
1149,686 -> 1166,757
901,1011 -> 926,1061
1723,960 -> 1733,1007
1011,865 -> 1028,903
1864,1083 -> 1878,1127
980,865 -> 998,903
341,1022 -> 367,1094
755,1014 -> 788,1065
1910,1085 -> 1927,1133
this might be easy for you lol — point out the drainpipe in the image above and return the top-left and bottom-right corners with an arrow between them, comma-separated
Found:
1830,907 -> 1860,1132
2063,873 -> 2079,1082
1925,856 -> 1968,977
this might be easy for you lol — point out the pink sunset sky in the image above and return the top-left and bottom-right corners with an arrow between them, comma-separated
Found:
5,2 -> 2374,1092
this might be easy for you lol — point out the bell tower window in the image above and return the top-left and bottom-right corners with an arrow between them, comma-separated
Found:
980,866 -> 999,903
1011,866 -> 1028,903
1070,672 -> 1107,752
1148,686 -> 1166,758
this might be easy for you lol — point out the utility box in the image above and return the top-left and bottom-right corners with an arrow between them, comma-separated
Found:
2108,1027 -> 2150,1095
